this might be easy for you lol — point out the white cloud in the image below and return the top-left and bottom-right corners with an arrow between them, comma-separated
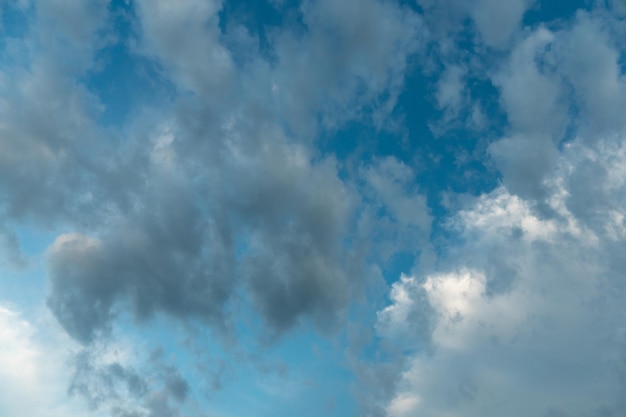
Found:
0,305 -> 93,417
2,2 -> 626,417
134,0 -> 233,96
558,14 -> 626,135
376,274 -> 431,346
417,0 -> 532,47
435,64 -> 466,111
378,134 -> 626,417
469,0 -> 530,47
492,27 -> 564,135
488,12 -> 626,202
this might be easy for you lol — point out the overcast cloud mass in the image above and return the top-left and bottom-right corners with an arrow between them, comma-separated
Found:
1,0 -> 626,416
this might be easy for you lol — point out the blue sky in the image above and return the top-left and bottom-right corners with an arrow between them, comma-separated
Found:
1,1 -> 626,416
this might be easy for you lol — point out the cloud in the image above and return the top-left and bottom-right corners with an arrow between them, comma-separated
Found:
357,157 -> 432,266
488,133 -> 559,200
65,343 -> 195,417
488,12 -> 626,201
492,27 -> 565,136
0,305 -> 90,417
46,174 -> 239,343
371,9 -> 626,416
416,0 -> 532,47
557,13 -> 626,135
37,0 -> 430,345
134,0 -> 233,96
435,64 -> 466,112
468,0 -> 531,47
261,0 -> 425,133
377,134 -> 626,416
3,1 -> 626,416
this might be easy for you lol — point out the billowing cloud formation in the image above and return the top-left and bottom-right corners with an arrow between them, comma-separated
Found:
374,9 -> 626,417
30,0 -> 428,346
1,0 -> 626,416
380,170 -> 626,415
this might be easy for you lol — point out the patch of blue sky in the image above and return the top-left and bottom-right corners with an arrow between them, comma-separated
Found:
112,307 -> 355,417
215,328 -> 355,417
0,264 -> 46,314
523,0 -> 592,27
318,52 -> 503,280
220,0 -> 304,62
0,225 -> 57,315
232,292 -> 356,416
81,1 -> 176,128
0,2 -> 30,70
0,1 -> 29,38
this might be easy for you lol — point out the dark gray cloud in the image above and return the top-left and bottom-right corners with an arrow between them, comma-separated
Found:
47,181 -> 236,343
35,0 -> 429,347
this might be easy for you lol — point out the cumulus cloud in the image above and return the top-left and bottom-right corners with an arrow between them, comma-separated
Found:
0,303 -> 195,417
378,135 -> 626,416
3,1 -> 626,416
1,1 -> 432,413
558,13 -> 626,135
488,11 -> 626,201
134,0 -> 233,97
23,0 -> 429,348
0,305 -> 90,417
364,7 -> 626,417
271,0 -> 424,132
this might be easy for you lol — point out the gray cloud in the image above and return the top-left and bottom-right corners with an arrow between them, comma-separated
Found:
416,0 -> 532,47
68,350 -> 149,408
35,0 -> 430,347
46,180 -> 236,344
62,340 -> 207,417
485,11 -> 626,203
6,1 -> 624,417
557,13 -> 626,136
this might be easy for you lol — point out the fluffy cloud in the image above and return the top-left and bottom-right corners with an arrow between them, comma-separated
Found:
378,134 -> 626,416
2,1 -> 626,416
365,7 -> 626,417
134,0 -> 233,96
488,11 -> 626,201
417,0 -> 532,47
34,0 -> 429,348
1,1 -> 430,413
0,305 -> 92,417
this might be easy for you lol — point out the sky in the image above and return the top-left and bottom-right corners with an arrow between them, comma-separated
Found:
1,0 -> 626,416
